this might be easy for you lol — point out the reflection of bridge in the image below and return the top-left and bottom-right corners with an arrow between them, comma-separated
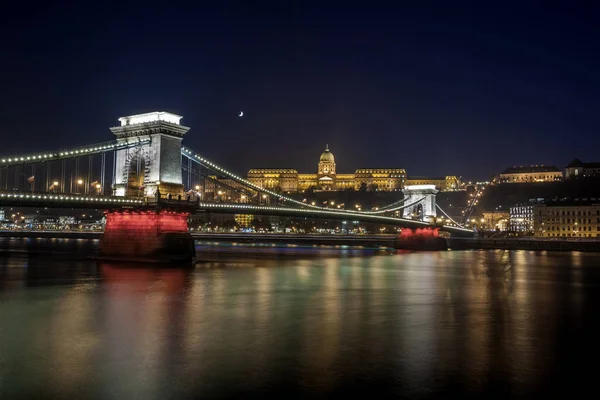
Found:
0,111 -> 472,261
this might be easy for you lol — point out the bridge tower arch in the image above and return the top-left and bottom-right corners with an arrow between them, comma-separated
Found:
402,184 -> 438,222
110,112 -> 190,198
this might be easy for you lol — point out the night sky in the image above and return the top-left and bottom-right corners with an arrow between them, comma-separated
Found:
2,2 -> 599,181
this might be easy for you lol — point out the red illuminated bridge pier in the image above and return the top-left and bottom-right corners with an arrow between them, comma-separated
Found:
98,200 -> 198,264
395,227 -> 449,251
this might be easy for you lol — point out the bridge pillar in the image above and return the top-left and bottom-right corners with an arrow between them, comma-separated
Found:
402,184 -> 439,222
110,111 -> 190,199
98,209 -> 195,263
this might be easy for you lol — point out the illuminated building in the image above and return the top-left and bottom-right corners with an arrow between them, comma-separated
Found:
405,176 -> 462,191
497,165 -> 562,183
533,199 -> 600,238
248,145 -> 407,192
234,214 -> 254,227
0,208 -> 4,221
509,204 -> 536,233
564,159 -> 600,179
481,211 -> 509,231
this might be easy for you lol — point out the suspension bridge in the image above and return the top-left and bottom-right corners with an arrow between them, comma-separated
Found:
0,111 -> 473,262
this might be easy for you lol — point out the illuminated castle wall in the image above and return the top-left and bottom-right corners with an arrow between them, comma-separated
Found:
248,145 -> 407,193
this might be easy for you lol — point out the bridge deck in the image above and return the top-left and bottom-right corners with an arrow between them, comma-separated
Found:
0,191 -> 473,236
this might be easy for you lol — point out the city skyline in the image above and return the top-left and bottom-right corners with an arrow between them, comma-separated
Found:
2,2 -> 599,180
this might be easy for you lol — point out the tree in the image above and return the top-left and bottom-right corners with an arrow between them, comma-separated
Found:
359,182 -> 368,192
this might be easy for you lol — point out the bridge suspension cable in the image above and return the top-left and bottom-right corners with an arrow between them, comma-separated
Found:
359,197 -> 425,214
182,147 -> 324,210
436,204 -> 464,227
0,138 -> 150,167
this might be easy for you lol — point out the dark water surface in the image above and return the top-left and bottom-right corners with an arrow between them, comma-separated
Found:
1,241 -> 600,398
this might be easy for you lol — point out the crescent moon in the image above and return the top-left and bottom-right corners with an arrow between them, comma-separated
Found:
238,111 -> 244,117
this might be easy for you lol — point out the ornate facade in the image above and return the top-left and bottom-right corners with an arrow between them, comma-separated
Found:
247,146 -> 406,192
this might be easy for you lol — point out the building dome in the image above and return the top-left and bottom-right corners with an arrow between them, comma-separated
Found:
319,145 -> 335,162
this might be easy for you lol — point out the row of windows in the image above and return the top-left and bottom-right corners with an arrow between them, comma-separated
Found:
544,233 -> 600,237
543,218 -> 600,224
543,210 -> 600,216
546,226 -> 600,231
356,169 -> 405,174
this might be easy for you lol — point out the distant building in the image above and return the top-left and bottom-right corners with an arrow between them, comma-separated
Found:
234,214 -> 254,228
564,159 -> 600,179
533,199 -> 600,238
482,211 -> 509,231
405,176 -> 462,191
0,208 -> 4,221
509,204 -> 536,233
247,145 -> 407,192
497,165 -> 562,184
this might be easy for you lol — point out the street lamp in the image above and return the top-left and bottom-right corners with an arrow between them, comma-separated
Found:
195,185 -> 200,190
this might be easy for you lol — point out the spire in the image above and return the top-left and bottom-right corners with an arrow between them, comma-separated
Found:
325,144 -> 329,151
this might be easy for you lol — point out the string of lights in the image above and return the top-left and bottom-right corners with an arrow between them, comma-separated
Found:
194,201 -> 473,233
0,192 -> 143,204
0,138 -> 151,166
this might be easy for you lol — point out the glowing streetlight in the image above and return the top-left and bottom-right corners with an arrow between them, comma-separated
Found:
53,181 -> 59,186
77,179 -> 83,185
195,185 -> 200,190
96,184 -> 101,189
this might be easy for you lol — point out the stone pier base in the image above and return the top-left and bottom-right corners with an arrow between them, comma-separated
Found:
98,210 -> 195,263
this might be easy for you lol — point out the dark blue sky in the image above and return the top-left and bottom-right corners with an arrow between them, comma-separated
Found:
2,1 -> 599,180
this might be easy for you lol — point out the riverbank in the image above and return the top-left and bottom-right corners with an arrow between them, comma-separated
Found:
448,237 -> 600,252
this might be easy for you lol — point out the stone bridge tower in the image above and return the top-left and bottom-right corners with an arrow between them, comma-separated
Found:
110,112 -> 190,198
402,184 -> 438,222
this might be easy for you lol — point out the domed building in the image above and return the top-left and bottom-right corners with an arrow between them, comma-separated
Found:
247,145 -> 408,192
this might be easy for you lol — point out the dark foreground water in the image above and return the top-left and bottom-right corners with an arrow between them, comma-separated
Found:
1,240 -> 600,398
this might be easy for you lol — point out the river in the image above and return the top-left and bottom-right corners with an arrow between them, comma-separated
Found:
1,239 -> 599,398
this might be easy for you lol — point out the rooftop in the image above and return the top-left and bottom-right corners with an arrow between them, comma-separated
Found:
566,158 -> 600,169
118,111 -> 182,126
501,165 -> 560,174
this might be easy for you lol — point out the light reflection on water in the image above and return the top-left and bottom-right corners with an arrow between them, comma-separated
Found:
1,243 -> 600,398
